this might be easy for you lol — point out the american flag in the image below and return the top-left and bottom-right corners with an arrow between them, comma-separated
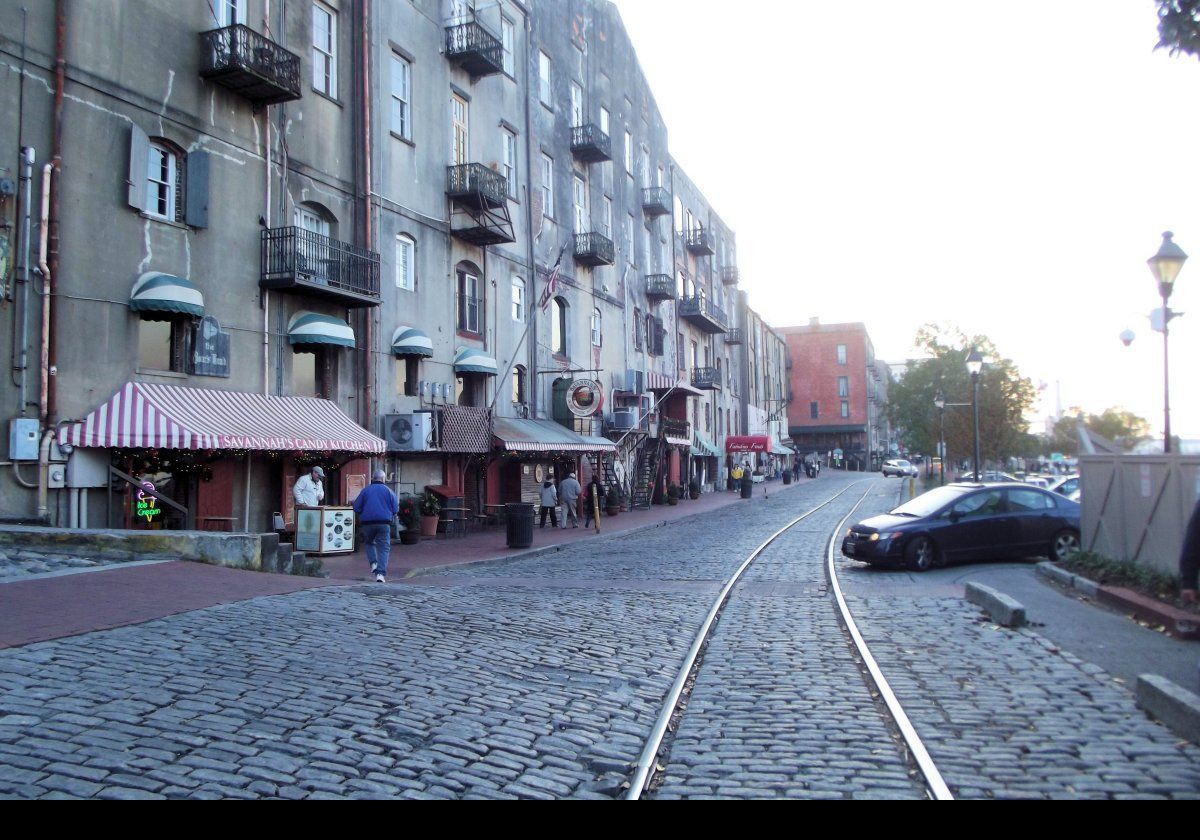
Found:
538,245 -> 567,312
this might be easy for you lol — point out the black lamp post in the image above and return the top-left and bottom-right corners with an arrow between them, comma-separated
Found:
934,390 -> 946,486
966,348 -> 983,480
1147,231 -> 1187,454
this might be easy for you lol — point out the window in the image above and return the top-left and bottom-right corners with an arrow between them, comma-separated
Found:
591,308 -> 601,347
837,376 -> 849,398
640,145 -> 650,186
676,269 -> 686,299
840,400 -> 850,418
573,175 -> 588,233
395,234 -> 415,291
810,401 -> 819,420
705,404 -> 711,433
501,17 -> 515,76
599,107 -> 610,136
552,297 -> 568,356
502,128 -> 518,198
138,319 -> 187,372
674,195 -> 684,234
691,340 -> 699,369
540,154 -> 554,218
677,332 -> 684,370
145,140 -> 180,221
312,2 -> 337,97
633,306 -> 643,351
293,346 -> 331,399
396,356 -> 419,397
512,365 -> 526,405
538,51 -> 551,106
837,344 -> 847,365
451,93 -> 469,166
600,197 -> 612,239
511,277 -> 525,321
624,130 -> 633,173
570,81 -> 584,127
216,0 -> 246,26
457,266 -> 482,334
626,213 -> 635,264
390,53 -> 411,140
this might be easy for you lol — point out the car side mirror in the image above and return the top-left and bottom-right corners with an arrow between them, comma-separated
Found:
948,510 -> 962,523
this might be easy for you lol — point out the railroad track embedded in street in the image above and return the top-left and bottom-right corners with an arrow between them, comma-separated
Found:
625,480 -> 953,801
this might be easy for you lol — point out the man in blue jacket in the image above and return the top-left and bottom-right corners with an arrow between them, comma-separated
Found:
1181,499 -> 1200,604
354,468 -> 399,583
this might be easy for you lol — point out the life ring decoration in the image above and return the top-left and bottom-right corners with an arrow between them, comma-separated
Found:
566,378 -> 604,418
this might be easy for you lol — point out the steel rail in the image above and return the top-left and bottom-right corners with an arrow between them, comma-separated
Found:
625,482 -> 864,800
825,488 -> 955,801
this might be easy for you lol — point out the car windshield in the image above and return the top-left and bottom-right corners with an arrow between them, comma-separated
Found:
889,485 -> 970,517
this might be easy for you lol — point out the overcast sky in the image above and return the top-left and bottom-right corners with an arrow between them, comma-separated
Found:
611,0 -> 1200,441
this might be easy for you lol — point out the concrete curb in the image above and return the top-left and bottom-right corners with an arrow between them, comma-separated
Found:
1036,562 -> 1199,640
965,581 -> 1027,628
1137,674 -> 1200,744
1035,561 -> 1098,596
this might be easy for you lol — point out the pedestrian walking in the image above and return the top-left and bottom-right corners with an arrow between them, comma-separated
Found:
353,468 -> 399,583
583,474 -> 603,527
1180,498 -> 1200,604
560,472 -> 582,529
538,478 -> 559,528
293,465 -> 325,507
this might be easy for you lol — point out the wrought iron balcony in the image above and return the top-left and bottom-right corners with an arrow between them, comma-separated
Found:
721,266 -> 739,286
574,232 -> 615,267
660,417 -> 691,443
641,186 -> 671,217
199,25 -> 302,106
446,163 -> 508,211
260,227 -> 380,307
571,124 -> 612,163
645,274 -> 675,303
678,295 -> 728,334
445,21 -> 504,78
684,227 -> 715,256
724,327 -> 743,345
691,367 -> 719,390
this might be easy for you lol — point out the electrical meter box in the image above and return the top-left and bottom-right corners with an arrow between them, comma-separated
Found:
9,418 -> 39,461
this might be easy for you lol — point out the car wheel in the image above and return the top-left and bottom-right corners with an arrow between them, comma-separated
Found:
1050,529 -> 1080,562
905,535 -> 937,572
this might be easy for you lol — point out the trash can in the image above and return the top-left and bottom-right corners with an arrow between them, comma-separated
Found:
740,474 -> 753,499
782,470 -> 792,485
506,502 -> 535,548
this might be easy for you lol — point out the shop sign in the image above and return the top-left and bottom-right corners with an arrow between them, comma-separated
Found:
566,378 -> 603,418
135,481 -> 163,524
191,315 -> 230,378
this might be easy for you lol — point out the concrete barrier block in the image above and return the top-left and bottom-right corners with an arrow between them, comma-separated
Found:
1137,674 -> 1200,744
965,581 -> 1027,628
1036,562 -> 1074,588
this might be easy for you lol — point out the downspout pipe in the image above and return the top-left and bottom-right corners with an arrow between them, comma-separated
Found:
36,162 -> 51,518
15,147 -> 34,415
47,0 -> 64,426
360,0 -> 375,430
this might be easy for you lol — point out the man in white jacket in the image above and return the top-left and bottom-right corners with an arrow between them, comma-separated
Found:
293,465 -> 326,507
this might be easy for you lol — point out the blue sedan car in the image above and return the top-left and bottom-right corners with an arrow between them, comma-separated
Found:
841,483 -> 1081,572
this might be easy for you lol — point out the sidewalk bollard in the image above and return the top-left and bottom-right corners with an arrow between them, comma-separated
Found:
740,474 -> 753,500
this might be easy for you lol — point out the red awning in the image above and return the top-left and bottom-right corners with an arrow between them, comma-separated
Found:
725,435 -> 770,453
59,382 -> 386,454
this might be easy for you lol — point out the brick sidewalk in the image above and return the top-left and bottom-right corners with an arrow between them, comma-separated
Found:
0,480 -> 806,648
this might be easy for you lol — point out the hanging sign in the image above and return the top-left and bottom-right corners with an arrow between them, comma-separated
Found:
135,481 -> 163,525
566,378 -> 604,418
191,315 -> 231,378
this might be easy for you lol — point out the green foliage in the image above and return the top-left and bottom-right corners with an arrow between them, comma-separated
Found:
887,324 -> 1036,466
1061,550 -> 1179,601
397,495 -> 420,528
1156,1 -> 1200,59
1047,407 -> 1151,455
419,490 -> 440,517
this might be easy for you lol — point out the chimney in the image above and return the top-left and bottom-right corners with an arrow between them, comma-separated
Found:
808,316 -> 820,327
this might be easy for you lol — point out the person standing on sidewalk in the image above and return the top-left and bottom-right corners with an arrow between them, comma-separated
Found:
1180,498 -> 1200,604
293,465 -> 325,507
539,478 -> 559,528
560,472 -> 582,529
353,469 -> 399,583
584,474 -> 603,528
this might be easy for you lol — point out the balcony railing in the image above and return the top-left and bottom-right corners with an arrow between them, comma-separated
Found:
641,186 -> 671,217
574,232 -> 615,267
724,327 -> 743,345
645,274 -> 675,302
721,266 -> 739,286
691,367 -> 719,390
684,227 -> 715,256
447,163 -> 508,210
199,24 -> 302,106
660,417 -> 691,443
445,21 -> 504,78
678,295 -> 728,334
571,124 -> 612,163
260,227 -> 380,307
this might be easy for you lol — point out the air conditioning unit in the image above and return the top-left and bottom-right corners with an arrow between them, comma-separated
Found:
625,369 -> 645,394
383,411 -> 433,452
611,408 -> 640,430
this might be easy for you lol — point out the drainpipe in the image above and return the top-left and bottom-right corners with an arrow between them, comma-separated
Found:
360,0 -> 374,429
263,0 -> 272,396
36,162 -> 51,518
47,0 -> 64,426
522,11 -> 538,418
15,146 -> 34,415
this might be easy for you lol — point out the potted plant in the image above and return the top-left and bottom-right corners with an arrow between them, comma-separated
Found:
397,496 -> 421,545
605,486 -> 622,516
419,490 -> 441,537
667,483 -> 680,506
687,479 -> 700,500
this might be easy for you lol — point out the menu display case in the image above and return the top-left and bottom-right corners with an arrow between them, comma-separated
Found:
295,506 -> 355,554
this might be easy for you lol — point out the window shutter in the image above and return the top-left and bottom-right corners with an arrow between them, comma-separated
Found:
127,124 -> 149,211
185,151 -> 210,229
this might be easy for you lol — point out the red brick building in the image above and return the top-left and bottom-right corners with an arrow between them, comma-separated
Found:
780,319 -> 889,470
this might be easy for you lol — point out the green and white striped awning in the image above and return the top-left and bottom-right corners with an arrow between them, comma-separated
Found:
453,346 -> 497,376
287,311 -> 355,349
391,325 -> 433,357
129,272 -> 204,318
690,432 -> 720,458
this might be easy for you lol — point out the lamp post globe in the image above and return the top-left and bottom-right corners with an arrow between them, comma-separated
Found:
1147,232 -> 1186,454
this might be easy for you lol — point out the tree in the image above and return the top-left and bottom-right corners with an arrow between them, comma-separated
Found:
1156,1 -> 1200,59
887,325 -> 1036,470
1046,407 -> 1151,455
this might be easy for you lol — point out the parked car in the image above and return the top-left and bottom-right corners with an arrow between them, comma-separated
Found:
882,459 -> 919,478
1047,474 -> 1080,498
959,470 -> 1020,483
841,483 -> 1081,571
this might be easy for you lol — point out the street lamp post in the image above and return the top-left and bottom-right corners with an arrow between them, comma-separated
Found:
1147,231 -> 1187,454
934,390 -> 946,486
966,348 -> 983,480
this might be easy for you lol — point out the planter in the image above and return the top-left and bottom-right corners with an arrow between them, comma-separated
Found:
399,529 -> 420,546
420,514 -> 439,537
688,489 -> 699,500
605,506 -> 620,517
667,497 -> 678,506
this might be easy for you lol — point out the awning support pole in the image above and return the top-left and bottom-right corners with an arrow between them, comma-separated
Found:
243,451 -> 252,533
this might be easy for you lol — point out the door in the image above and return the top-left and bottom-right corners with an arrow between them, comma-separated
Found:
570,82 -> 583,128
451,94 -> 469,166
1005,487 -> 1061,556
935,488 -> 1017,561
196,459 -> 237,532
573,175 -> 588,233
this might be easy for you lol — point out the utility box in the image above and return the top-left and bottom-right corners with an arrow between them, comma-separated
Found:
9,418 -> 39,461
66,447 -> 109,488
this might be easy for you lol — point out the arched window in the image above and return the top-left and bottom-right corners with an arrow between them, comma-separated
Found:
591,307 -> 601,347
512,365 -> 526,406
395,233 -> 415,290
551,296 -> 568,356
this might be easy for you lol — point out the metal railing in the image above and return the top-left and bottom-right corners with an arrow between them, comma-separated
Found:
446,163 -> 508,208
574,231 -> 615,265
642,186 -> 672,215
571,124 -> 612,161
721,266 -> 740,285
691,367 -> 720,390
678,295 -> 728,330
445,21 -> 504,76
261,227 -> 380,299
645,274 -> 675,300
199,24 -> 302,104
685,227 -> 714,254
724,327 -> 743,344
660,417 -> 691,440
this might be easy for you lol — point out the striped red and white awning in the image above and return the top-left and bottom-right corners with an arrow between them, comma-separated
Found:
59,382 -> 386,454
